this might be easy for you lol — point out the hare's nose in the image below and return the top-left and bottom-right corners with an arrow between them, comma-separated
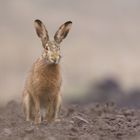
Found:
52,53 -> 59,58
51,56 -> 57,62
52,57 -> 59,64
53,59 -> 57,63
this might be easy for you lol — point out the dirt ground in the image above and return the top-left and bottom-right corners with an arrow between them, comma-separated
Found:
1,101 -> 140,140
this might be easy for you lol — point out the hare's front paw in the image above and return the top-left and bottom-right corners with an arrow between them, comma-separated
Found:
26,118 -> 31,122
54,118 -> 61,122
34,115 -> 41,124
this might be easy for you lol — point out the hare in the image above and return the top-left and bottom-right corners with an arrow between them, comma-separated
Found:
22,19 -> 72,124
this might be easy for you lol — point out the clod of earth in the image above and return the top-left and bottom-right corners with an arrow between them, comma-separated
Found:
0,101 -> 140,140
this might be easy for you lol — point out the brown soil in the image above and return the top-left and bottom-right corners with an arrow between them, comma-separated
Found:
0,101 -> 140,140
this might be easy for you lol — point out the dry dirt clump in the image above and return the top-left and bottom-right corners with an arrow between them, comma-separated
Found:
0,101 -> 140,140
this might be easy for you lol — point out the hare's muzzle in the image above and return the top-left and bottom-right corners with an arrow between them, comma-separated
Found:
51,53 -> 61,64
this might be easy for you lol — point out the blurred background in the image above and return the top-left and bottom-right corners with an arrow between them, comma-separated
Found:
0,0 -> 140,107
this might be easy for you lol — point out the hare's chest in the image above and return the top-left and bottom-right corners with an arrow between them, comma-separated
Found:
32,65 -> 61,94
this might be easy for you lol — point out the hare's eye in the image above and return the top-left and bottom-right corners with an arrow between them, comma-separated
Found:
45,47 -> 49,51
44,46 -> 49,51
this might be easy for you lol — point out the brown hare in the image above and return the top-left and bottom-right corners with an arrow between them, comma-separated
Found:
22,19 -> 72,124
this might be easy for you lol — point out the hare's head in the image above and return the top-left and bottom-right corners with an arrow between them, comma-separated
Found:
34,19 -> 72,64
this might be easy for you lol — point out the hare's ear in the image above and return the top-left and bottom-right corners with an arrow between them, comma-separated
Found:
34,19 -> 49,47
54,21 -> 72,44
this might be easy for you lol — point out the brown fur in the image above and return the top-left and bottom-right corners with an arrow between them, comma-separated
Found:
22,19 -> 72,124
22,58 -> 61,124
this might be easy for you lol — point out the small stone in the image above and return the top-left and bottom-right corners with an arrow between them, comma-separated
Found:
69,120 -> 74,124
71,127 -> 78,132
72,116 -> 89,124
24,126 -> 34,133
3,128 -> 12,136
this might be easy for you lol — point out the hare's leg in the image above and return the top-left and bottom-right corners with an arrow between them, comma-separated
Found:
54,94 -> 62,119
46,93 -> 61,122
22,92 -> 32,121
44,101 -> 51,122
32,95 -> 41,124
